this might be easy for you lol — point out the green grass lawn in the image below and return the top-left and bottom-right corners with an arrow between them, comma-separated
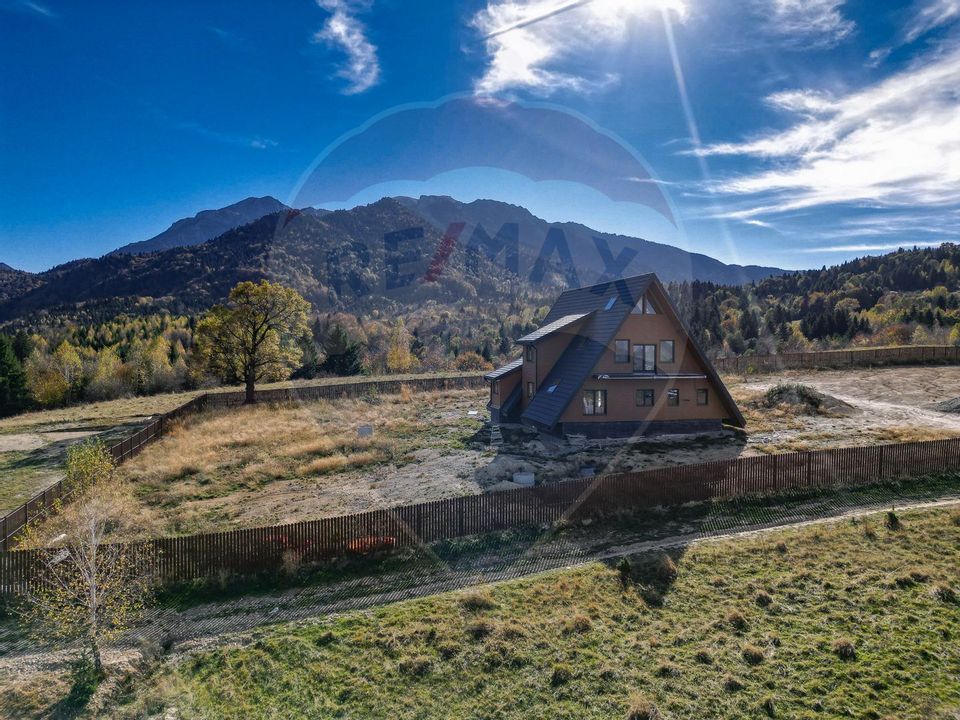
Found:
110,504 -> 960,720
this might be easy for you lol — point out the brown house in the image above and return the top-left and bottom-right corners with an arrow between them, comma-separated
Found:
485,273 -> 745,438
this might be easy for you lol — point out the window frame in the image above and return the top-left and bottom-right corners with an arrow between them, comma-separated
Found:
614,339 -> 630,363
667,388 -> 680,406
636,388 -> 655,407
526,381 -> 534,398
659,339 -> 675,364
633,343 -> 656,373
582,389 -> 607,416
525,345 -> 535,362
697,388 -> 708,405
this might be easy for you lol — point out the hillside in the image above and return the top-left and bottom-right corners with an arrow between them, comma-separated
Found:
110,196 -> 290,255
0,263 -> 39,304
0,198 -> 530,323
400,195 -> 785,285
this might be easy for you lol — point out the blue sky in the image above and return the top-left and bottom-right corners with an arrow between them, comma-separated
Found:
1,0 -> 959,273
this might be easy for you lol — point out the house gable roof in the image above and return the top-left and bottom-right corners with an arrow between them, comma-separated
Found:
520,273 -> 745,429
516,313 -> 591,344
521,274 -> 655,428
483,357 -> 522,381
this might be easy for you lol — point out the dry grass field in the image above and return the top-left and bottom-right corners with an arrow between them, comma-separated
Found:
118,387 -> 490,537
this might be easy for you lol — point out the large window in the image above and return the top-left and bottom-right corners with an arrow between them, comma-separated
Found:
614,339 -> 630,363
659,339 -> 675,364
697,388 -> 708,405
527,381 -> 534,398
633,344 -> 656,372
636,389 -> 654,407
667,389 -> 679,406
525,346 -> 535,362
582,389 -> 607,416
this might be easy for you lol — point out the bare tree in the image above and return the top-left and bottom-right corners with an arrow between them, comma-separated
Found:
19,448 -> 152,675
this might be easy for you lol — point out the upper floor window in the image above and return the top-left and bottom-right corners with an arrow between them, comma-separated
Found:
697,388 -> 709,405
614,339 -> 630,363
667,389 -> 679,406
527,381 -> 534,398
525,346 -> 535,362
634,344 -> 656,373
660,339 -> 675,364
582,389 -> 607,416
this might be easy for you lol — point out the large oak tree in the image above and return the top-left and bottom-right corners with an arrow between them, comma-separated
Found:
195,281 -> 311,402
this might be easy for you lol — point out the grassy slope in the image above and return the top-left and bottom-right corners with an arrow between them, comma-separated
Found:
116,505 -> 960,719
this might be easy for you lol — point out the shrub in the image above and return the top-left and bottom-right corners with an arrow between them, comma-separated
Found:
774,541 -> 787,554
755,591 -> 773,608
616,557 -> 632,587
465,620 -> 493,640
761,695 -> 777,717
399,384 -> 412,403
550,663 -> 573,686
657,554 -> 678,582
398,655 -> 432,676
862,520 -> 877,540
885,509 -> 901,530
742,643 -> 765,665
655,661 -> 680,678
726,610 -> 748,632
723,675 -> 745,692
460,590 -> 497,612
933,584 -> 957,603
564,614 -> 593,634
625,694 -> 663,720
641,588 -> 664,608
695,649 -> 713,665
951,511 -> 960,527
832,638 -> 856,660
65,439 -> 115,493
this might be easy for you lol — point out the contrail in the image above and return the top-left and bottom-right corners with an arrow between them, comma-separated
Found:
484,0 -> 593,39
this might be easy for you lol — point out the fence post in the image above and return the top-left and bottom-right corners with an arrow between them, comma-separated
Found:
878,445 -> 884,479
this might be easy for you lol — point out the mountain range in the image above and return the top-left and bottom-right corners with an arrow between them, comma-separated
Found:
0,195 -> 788,325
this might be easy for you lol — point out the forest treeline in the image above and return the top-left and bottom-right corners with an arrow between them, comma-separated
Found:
3,244 -> 960,417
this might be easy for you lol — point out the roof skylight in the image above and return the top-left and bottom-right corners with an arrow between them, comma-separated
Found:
603,297 -> 616,311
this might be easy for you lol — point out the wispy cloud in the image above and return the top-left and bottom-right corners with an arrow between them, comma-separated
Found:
905,0 -> 960,43
470,0 -> 687,96
313,0 -> 380,95
759,0 -> 854,48
693,47 -> 960,221
797,241 -> 948,253
3,0 -> 57,18
176,121 -> 277,150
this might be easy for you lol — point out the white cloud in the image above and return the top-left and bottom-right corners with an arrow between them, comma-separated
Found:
797,241 -> 947,253
905,0 -> 960,43
696,47 -> 960,218
313,0 -> 380,95
470,0 -> 688,96
761,0 -> 853,48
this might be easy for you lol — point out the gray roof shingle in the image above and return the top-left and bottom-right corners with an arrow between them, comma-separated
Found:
521,275 -> 654,428
516,313 -> 591,344
483,356 -> 523,381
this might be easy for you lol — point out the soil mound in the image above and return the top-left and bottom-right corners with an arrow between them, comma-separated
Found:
762,383 -> 856,416
929,397 -> 960,414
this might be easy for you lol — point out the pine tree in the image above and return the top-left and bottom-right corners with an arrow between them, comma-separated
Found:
0,335 -> 29,417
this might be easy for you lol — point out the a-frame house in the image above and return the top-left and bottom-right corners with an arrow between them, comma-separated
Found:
485,273 -> 745,438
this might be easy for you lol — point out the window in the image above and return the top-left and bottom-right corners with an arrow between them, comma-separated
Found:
547,382 -> 559,393
494,380 -> 500,395
527,381 -> 534,398
636,389 -> 654,407
633,344 -> 656,372
667,389 -> 679,406
659,339 -> 675,364
604,296 -> 616,311
614,339 -> 630,363
697,388 -> 708,405
525,346 -> 535,362
582,389 -> 607,416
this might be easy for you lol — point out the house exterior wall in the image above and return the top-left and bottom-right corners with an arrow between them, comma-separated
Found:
558,286 -> 729,428
489,368 -> 520,410
520,323 -> 583,412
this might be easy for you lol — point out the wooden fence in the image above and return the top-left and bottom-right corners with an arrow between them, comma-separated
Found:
713,344 -> 960,374
3,436 -> 959,594
0,374 -> 485,552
